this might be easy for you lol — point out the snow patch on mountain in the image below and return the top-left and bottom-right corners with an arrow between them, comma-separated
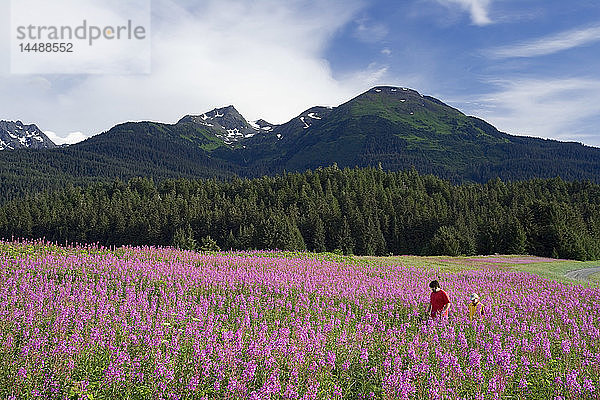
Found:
248,120 -> 260,130
0,138 -> 11,150
227,128 -> 242,137
300,117 -> 310,129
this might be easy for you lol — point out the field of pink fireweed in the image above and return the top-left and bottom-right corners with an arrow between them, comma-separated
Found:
1,241 -> 599,399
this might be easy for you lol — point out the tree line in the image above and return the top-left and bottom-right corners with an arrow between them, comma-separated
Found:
1,166 -> 598,260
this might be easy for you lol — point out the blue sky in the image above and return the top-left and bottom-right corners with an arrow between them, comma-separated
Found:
1,0 -> 600,147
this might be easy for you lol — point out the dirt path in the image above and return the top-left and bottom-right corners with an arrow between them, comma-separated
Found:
565,267 -> 600,280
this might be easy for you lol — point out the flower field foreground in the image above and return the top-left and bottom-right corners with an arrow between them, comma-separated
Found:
1,241 -> 599,399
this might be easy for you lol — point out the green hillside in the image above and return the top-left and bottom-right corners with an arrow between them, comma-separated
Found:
245,87 -> 600,181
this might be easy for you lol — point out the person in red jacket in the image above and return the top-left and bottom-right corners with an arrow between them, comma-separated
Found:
427,280 -> 450,318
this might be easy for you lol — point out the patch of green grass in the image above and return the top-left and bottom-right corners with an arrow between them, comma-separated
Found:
358,255 -> 483,272
410,113 -> 457,136
150,123 -> 168,134
359,255 -> 600,285
199,141 -> 223,151
589,272 -> 600,283
398,134 -> 443,151
507,260 -> 600,283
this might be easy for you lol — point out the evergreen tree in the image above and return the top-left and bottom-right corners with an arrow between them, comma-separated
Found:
309,214 -> 326,253
200,235 -> 220,252
506,215 -> 527,254
224,230 -> 238,250
430,225 -> 461,256
337,217 -> 355,255
172,224 -> 197,250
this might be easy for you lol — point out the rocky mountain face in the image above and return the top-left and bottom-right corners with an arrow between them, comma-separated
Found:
178,106 -> 274,145
0,121 -> 56,150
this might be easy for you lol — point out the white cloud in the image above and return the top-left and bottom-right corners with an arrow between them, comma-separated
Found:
44,131 -> 88,145
0,0 -> 399,141
354,18 -> 389,43
381,48 -> 392,56
463,78 -> 600,146
10,0 -> 151,74
486,25 -> 600,59
435,0 -> 492,26
340,63 -> 390,88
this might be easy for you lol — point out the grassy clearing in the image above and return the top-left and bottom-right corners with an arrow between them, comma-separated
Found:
507,260 -> 600,283
588,272 -> 600,283
359,254 -> 600,285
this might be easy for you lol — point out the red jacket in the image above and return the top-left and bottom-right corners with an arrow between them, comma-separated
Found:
430,289 -> 450,317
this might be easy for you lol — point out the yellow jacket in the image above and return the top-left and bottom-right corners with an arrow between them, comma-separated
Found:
468,302 -> 484,320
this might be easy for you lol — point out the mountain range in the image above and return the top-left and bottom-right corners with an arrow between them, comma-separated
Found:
1,85 -> 599,200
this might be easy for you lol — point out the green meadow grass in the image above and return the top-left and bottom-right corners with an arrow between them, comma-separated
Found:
359,255 -> 600,285
588,272 -> 600,283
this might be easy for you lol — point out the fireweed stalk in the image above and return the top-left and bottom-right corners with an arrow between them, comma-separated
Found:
0,240 -> 599,399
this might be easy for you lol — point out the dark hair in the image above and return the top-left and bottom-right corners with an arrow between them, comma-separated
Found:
429,280 -> 440,289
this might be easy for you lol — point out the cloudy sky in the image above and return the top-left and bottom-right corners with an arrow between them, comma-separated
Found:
1,0 -> 600,146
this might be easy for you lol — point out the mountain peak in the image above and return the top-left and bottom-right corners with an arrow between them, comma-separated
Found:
0,120 -> 56,150
252,119 -> 275,132
366,85 -> 422,97
177,105 -> 267,144
178,105 -> 241,123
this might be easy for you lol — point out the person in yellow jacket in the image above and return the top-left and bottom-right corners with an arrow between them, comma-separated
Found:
468,293 -> 484,320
